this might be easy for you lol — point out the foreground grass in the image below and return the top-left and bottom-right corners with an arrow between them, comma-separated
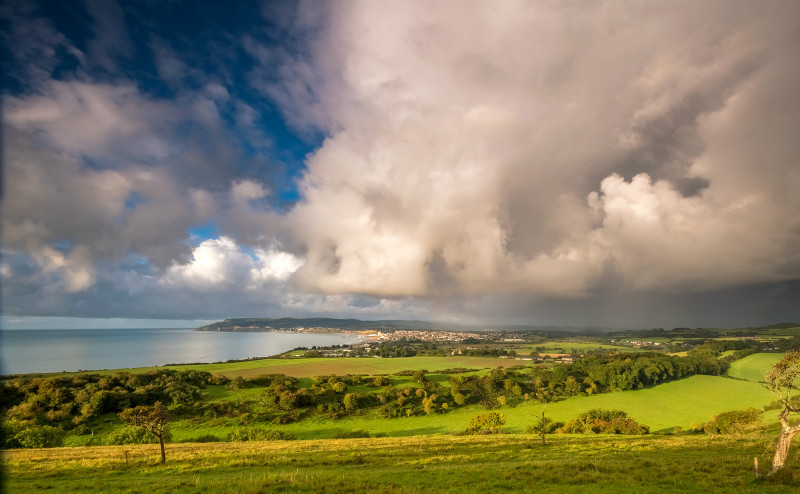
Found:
4,434 -> 798,493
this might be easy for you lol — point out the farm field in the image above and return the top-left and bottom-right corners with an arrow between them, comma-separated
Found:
35,356 -> 524,379
727,354 -> 785,383
5,434 -> 798,493
512,341 -> 641,354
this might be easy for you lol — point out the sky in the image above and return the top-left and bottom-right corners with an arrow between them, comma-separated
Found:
2,0 -> 800,330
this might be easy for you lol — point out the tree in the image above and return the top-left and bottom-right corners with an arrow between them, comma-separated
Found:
119,401 -> 171,464
343,392 -> 359,411
763,350 -> 800,475
531,379 -> 556,444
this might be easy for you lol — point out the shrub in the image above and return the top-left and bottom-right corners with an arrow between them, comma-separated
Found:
372,376 -> 391,387
463,411 -> 506,435
557,409 -> 649,435
333,429 -> 370,439
107,425 -> 172,445
2,420 -> 29,448
702,408 -> 763,436
14,425 -> 65,448
228,426 -> 296,442
228,376 -> 249,390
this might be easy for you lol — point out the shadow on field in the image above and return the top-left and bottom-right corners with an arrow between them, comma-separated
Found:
391,427 -> 448,436
308,425 -> 449,439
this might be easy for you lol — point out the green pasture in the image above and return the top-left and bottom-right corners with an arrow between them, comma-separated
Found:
156,374 -> 779,443
508,375 -> 777,433
762,326 -> 800,336
5,434 -> 798,493
727,353 -> 784,383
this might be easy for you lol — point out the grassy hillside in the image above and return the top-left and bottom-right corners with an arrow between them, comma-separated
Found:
499,375 -> 776,433
140,374 -> 778,444
5,435 -> 797,493
727,353 -> 785,383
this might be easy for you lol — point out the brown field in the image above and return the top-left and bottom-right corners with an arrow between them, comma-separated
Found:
224,356 -> 524,378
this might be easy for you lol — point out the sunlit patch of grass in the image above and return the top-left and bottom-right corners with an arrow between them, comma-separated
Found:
727,353 -> 784,383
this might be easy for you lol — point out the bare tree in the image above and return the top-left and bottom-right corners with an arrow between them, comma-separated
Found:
119,401 -> 171,465
763,350 -> 800,475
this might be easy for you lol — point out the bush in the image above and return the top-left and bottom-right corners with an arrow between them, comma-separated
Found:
702,408 -> 763,436
107,425 -> 172,445
463,412 -> 506,435
228,376 -> 249,390
228,426 -> 296,442
2,420 -> 29,448
372,376 -> 391,387
14,425 -> 65,448
333,429 -> 370,439
557,409 -> 649,435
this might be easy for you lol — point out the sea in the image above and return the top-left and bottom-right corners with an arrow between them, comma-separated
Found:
0,328 -> 363,375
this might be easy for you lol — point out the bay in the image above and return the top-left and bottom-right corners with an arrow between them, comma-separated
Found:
0,328 -> 362,375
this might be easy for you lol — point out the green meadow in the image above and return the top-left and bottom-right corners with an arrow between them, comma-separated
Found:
156,374 -> 777,443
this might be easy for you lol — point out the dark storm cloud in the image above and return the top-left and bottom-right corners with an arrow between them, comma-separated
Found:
283,1 -> 800,303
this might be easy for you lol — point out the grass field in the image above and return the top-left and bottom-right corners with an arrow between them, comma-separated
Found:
761,327 -> 800,336
143,374 -> 779,444
5,434 -> 798,493
727,354 -> 785,383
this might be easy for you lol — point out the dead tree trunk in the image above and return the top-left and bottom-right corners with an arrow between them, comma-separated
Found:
768,408 -> 800,475
541,409 -> 546,445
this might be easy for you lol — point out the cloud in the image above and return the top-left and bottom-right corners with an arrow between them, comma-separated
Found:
0,1 -> 85,86
6,81 -> 169,159
163,237 -> 302,289
272,0 -> 800,304
84,0 -> 133,72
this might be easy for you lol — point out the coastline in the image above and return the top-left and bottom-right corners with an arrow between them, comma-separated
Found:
1,328 -> 363,376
